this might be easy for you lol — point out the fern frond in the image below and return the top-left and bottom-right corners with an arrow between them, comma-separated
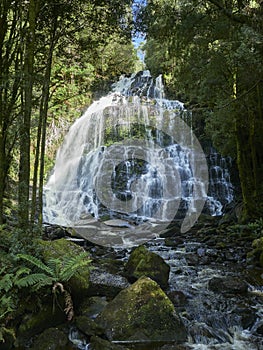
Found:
60,253 -> 91,281
0,274 -> 13,292
15,267 -> 31,278
16,273 -> 53,289
47,258 -> 62,280
16,254 -> 54,276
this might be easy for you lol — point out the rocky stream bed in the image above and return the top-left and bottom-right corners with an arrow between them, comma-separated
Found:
12,216 -> 263,350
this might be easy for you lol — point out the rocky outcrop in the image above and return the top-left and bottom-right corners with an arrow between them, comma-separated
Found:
124,245 -> 170,289
96,277 -> 187,343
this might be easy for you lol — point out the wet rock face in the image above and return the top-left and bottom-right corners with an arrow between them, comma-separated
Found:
96,277 -> 187,343
124,245 -> 170,289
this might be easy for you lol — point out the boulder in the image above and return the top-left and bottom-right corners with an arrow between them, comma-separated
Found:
39,238 -> 90,300
89,335 -> 128,350
88,267 -> 130,298
247,237 -> 263,267
16,304 -> 65,347
124,245 -> 170,289
96,277 -> 187,343
208,276 -> 248,295
29,327 -> 68,350
77,296 -> 108,319
75,316 -> 104,337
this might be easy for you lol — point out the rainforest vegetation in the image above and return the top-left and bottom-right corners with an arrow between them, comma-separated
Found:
0,0 -> 263,348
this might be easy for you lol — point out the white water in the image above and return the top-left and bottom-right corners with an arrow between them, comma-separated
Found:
43,72 -> 233,245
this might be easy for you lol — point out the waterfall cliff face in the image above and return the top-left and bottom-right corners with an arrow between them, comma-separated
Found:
43,71 -> 233,243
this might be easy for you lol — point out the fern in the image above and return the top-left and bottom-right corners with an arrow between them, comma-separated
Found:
16,254 -> 54,276
15,273 -> 53,289
60,252 -> 91,281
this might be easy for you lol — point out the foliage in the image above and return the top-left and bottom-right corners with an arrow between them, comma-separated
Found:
0,0 -> 139,229
138,0 -> 263,219
15,252 -> 92,319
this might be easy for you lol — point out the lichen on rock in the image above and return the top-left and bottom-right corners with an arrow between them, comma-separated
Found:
124,245 -> 170,289
96,276 -> 187,343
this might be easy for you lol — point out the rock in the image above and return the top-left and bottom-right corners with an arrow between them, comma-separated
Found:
88,268 -> 130,298
77,296 -> 108,319
39,238 -> 90,301
75,316 -> 104,336
29,327 -> 68,350
104,219 -> 133,228
247,237 -> 263,267
16,304 -> 65,347
89,335 -> 128,350
167,290 -> 187,307
124,245 -> 170,289
96,277 -> 187,343
208,276 -> 248,295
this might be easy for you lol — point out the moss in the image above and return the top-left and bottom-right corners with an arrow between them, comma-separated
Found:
30,327 -> 68,350
16,305 -> 65,347
247,237 -> 263,267
124,245 -> 170,289
38,238 -> 90,300
96,277 -> 186,343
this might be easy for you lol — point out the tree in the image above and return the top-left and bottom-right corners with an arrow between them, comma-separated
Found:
140,0 -> 263,220
0,0 -> 137,229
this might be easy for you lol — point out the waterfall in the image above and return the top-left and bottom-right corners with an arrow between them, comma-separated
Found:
43,71 -> 233,245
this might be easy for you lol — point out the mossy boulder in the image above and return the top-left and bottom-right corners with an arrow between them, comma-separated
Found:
247,237 -> 263,267
39,238 -> 90,300
96,277 -> 187,343
16,304 -> 65,347
89,335 -> 128,350
124,245 -> 170,289
29,327 -> 68,350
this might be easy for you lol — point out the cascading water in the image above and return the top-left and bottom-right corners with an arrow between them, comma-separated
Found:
43,71 -> 233,245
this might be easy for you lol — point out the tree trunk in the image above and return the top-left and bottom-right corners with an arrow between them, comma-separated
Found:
18,0 -> 39,228
31,16 -> 58,225
235,80 -> 263,220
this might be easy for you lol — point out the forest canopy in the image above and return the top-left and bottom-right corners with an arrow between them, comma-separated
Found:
138,0 -> 263,219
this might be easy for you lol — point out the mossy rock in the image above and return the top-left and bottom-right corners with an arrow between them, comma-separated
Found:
16,304 -> 65,347
89,335 -> 128,350
124,245 -> 170,289
247,237 -> 263,267
96,277 -> 187,343
29,327 -> 68,350
75,316 -> 104,336
39,238 -> 90,300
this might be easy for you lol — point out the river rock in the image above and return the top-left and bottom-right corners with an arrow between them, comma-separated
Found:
96,277 -> 187,343
29,327 -> 68,350
88,267 -> 130,298
77,296 -> 108,319
247,237 -> 263,267
89,335 -> 128,350
208,276 -> 248,295
124,245 -> 170,289
75,316 -> 104,336
39,238 -> 90,301
16,304 -> 66,347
